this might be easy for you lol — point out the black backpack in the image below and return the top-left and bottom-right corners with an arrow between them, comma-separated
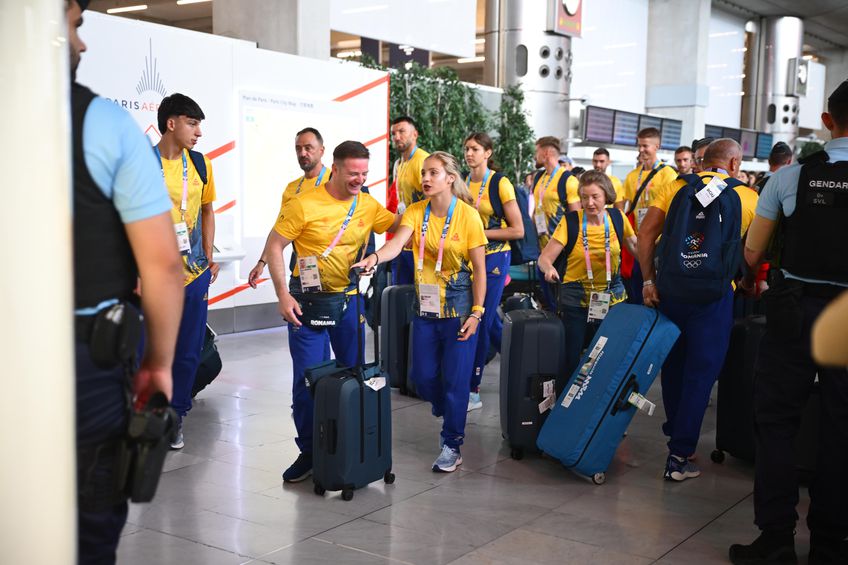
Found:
488,172 -> 541,265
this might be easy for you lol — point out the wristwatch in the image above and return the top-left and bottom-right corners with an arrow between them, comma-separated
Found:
643,279 -> 655,287
471,305 -> 485,314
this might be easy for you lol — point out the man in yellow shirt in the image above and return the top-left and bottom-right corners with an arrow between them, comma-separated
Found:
637,139 -> 758,483
621,127 -> 679,305
248,127 -> 331,287
591,147 -> 625,210
532,136 -> 579,308
265,141 -> 398,483
154,93 -> 218,450
390,116 -> 429,284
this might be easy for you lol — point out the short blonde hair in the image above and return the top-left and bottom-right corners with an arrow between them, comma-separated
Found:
578,170 -> 616,205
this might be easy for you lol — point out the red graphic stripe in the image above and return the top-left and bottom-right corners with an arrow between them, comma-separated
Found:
364,133 -> 388,147
209,278 -> 268,306
207,141 -> 235,160
368,177 -> 387,189
333,75 -> 389,102
214,200 -> 236,214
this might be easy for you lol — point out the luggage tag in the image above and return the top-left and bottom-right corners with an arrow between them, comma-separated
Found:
365,376 -> 386,391
174,222 -> 191,254
627,392 -> 656,416
562,336 -> 608,408
587,292 -> 612,322
298,256 -> 323,293
636,207 -> 648,228
695,176 -> 727,208
534,210 -> 548,235
418,283 -> 441,318
538,379 -> 556,414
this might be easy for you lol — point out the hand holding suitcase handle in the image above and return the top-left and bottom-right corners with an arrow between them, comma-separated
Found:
611,375 -> 640,416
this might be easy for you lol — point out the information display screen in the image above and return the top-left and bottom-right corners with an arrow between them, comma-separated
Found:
638,115 -> 662,133
704,124 -> 724,140
756,133 -> 774,160
661,119 -> 683,150
722,128 -> 742,142
613,111 -> 639,146
584,106 -> 615,144
740,130 -> 758,158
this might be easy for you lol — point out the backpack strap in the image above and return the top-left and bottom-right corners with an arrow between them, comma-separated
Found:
488,172 -> 506,220
188,150 -> 208,186
608,207 -> 625,248
555,211 -> 581,277
557,171 -> 573,209
630,163 -> 665,211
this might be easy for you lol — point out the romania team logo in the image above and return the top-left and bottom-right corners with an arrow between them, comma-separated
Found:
685,233 -> 704,251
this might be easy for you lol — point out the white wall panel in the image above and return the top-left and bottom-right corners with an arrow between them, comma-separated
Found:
705,10 -> 746,127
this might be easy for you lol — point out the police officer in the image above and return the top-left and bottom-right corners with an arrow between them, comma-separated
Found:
265,141 -> 399,482
68,1 -> 184,561
729,82 -> 848,565
755,141 -> 794,193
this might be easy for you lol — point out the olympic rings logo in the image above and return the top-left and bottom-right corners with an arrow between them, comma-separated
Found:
683,260 -> 702,269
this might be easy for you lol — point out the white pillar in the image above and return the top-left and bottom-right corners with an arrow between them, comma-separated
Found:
213,0 -> 330,59
645,0 -> 712,144
0,0 -> 76,562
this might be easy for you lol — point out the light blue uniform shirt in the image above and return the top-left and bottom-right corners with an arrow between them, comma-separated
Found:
75,97 -> 172,314
756,137 -> 848,287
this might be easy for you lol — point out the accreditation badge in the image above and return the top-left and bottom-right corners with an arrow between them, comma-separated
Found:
298,256 -> 323,293
174,222 -> 191,254
534,210 -> 548,235
587,291 -> 612,322
418,283 -> 441,318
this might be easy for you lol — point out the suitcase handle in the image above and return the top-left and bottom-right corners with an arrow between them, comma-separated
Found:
611,376 -> 639,415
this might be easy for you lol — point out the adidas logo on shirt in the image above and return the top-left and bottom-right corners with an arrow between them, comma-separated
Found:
696,211 -> 706,220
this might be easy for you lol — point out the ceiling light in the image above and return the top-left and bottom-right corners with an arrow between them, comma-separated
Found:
475,38 -> 485,45
107,4 -> 148,13
176,0 -> 212,4
457,56 -> 485,64
336,50 -> 363,58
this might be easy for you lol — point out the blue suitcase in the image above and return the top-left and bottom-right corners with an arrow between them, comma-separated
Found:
536,304 -> 680,484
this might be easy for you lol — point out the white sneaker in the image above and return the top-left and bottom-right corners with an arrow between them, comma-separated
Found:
467,392 -> 483,412
170,418 -> 185,450
432,445 -> 463,473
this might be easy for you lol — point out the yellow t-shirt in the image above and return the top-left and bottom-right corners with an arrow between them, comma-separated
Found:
622,163 -> 678,233
608,174 -> 625,206
278,166 -> 330,214
533,168 -> 580,247
395,147 -> 430,210
467,173 -> 517,255
274,186 -> 395,293
651,172 -> 759,235
551,210 -> 636,307
399,198 -> 488,318
160,149 -> 216,285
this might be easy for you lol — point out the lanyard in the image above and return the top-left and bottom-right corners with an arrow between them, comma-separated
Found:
582,211 -> 611,287
636,160 -> 660,188
706,167 -> 728,175
419,196 -> 457,274
465,169 -> 492,210
296,165 -> 327,195
154,147 -> 189,220
537,165 -> 560,210
320,196 -> 357,260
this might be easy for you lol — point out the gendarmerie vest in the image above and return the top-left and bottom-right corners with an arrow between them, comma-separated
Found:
780,150 -> 848,284
72,83 -> 138,308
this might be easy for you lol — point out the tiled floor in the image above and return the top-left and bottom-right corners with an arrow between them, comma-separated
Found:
118,326 -> 813,564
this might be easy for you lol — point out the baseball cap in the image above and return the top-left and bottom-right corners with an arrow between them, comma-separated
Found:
558,154 -> 573,166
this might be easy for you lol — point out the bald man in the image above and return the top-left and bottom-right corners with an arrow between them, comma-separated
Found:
637,139 -> 758,482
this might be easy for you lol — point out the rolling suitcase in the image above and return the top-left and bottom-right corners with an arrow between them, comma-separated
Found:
536,304 -> 680,484
306,275 -> 395,501
502,293 -> 534,314
380,284 -> 416,395
499,310 -> 565,460
711,316 -> 766,463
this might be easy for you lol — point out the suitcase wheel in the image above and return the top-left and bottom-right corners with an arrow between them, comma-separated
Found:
710,449 -> 726,464
341,488 -> 354,501
313,484 -> 326,496
383,470 -> 396,484
510,447 -> 524,461
592,473 -> 606,485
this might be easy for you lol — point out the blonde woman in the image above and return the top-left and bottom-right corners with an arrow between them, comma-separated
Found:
354,152 -> 487,472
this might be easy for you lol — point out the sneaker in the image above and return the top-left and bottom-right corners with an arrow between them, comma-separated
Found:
467,392 -> 483,412
432,445 -> 463,473
663,454 -> 701,481
729,531 -> 797,564
170,417 -> 185,450
282,452 -> 313,483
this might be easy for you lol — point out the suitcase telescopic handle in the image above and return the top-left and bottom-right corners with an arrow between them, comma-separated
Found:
611,376 -> 639,415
